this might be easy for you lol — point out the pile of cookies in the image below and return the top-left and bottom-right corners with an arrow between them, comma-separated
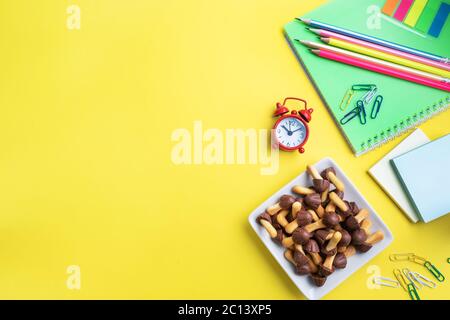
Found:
257,164 -> 384,287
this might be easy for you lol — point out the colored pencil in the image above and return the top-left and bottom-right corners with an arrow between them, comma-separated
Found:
297,18 -> 450,64
309,28 -> 450,72
321,37 -> 450,78
299,40 -> 450,83
310,49 -> 450,92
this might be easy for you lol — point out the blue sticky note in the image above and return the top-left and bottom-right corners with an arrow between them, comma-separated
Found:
428,2 -> 450,37
391,134 -> 450,223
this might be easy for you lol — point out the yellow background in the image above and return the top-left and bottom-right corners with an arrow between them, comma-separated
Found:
0,0 -> 448,299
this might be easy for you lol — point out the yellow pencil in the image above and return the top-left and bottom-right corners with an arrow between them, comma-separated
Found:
322,37 -> 450,78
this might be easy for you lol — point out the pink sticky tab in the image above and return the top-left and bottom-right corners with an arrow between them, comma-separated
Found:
393,0 -> 414,21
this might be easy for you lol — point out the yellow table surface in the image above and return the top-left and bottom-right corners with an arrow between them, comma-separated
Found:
0,0 -> 448,299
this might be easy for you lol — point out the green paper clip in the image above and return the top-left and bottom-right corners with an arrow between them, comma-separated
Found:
340,105 -> 360,125
352,84 -> 376,91
447,258 -> 450,264
357,100 -> 366,125
371,95 -> 383,119
424,261 -> 445,282
407,283 -> 420,300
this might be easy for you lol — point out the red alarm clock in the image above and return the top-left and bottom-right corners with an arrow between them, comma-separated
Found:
273,97 -> 314,153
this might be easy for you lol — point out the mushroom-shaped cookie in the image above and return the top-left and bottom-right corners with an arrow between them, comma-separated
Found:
333,252 -> 347,269
295,245 -> 318,274
307,209 -> 320,222
321,167 -> 345,192
285,210 -> 312,234
267,195 -> 296,215
257,213 -> 278,238
275,210 -> 289,228
356,231 -> 384,253
351,229 -> 367,246
293,250 -> 310,266
284,249 -> 296,265
304,219 -> 328,234
295,263 -> 312,275
307,165 -> 331,193
314,229 -> 334,246
321,231 -> 342,256
344,245 -> 356,258
304,239 -> 323,265
330,189 -> 344,199
282,228 -> 311,248
329,192 -> 348,213
361,219 -> 372,235
348,202 -> 360,215
345,209 -> 369,231
292,185 -> 315,196
304,193 -> 322,210
292,228 -> 313,245
337,229 -> 352,252
290,200 -> 302,220
319,253 -> 337,276
310,274 -> 327,287
323,211 -> 340,228
272,229 -> 284,244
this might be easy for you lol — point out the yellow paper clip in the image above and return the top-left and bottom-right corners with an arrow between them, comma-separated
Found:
389,253 -> 414,262
339,89 -> 354,111
393,269 -> 408,292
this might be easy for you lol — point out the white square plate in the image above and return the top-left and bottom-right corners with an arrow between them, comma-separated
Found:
248,157 -> 393,300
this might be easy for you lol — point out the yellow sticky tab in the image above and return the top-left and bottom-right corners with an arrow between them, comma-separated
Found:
404,0 -> 429,27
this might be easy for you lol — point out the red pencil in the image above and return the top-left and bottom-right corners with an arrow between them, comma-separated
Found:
311,49 -> 450,92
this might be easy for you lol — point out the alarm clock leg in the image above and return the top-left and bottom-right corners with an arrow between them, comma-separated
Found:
299,147 -> 305,154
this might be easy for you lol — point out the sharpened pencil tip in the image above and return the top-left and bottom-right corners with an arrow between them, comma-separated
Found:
308,28 -> 321,35
311,49 -> 320,55
321,37 -> 330,43
296,18 -> 311,24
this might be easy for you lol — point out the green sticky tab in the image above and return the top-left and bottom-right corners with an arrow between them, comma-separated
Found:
415,0 -> 441,32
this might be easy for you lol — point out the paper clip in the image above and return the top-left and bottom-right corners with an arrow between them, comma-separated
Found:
390,253 -> 415,262
339,89 -> 355,111
371,95 -> 383,119
352,84 -> 376,91
411,272 -> 437,288
373,276 -> 399,288
362,87 -> 378,104
407,283 -> 420,300
357,100 -> 366,124
340,105 -> 361,125
393,269 -> 409,292
408,270 -> 423,289
403,268 -> 420,290
447,258 -> 450,264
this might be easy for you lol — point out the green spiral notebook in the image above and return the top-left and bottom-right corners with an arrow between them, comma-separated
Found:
284,0 -> 450,156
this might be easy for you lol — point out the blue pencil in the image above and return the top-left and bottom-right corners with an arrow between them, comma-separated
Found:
297,18 -> 449,65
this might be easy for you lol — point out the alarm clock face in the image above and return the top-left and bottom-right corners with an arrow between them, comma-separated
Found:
275,117 -> 307,149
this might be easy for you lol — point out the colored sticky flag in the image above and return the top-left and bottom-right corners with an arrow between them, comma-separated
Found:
394,0 -> 414,21
382,0 -> 401,15
428,2 -> 450,37
404,0 -> 429,27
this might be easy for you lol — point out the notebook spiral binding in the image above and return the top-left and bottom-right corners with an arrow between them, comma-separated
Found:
360,96 -> 450,154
